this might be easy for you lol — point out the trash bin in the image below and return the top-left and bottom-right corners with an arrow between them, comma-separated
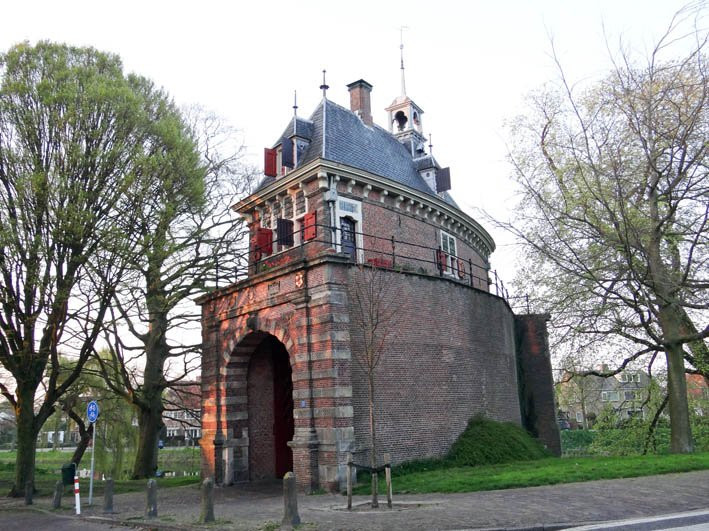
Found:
61,463 -> 76,486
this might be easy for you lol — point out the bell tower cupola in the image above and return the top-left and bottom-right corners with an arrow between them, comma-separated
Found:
385,35 -> 427,157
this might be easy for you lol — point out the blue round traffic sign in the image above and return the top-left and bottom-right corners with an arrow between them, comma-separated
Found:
87,401 -> 99,423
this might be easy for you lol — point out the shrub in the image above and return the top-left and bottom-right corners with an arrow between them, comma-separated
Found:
561,429 -> 596,455
445,416 -> 550,466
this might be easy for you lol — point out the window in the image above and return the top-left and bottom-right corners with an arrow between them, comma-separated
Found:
602,391 -> 620,402
575,412 -> 583,423
277,218 -> 294,247
340,217 -> 356,259
624,390 -> 637,401
283,196 -> 293,219
440,231 -> 457,274
335,197 -> 363,262
295,190 -> 306,215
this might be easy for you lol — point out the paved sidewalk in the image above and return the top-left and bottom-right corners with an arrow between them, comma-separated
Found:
1,470 -> 707,530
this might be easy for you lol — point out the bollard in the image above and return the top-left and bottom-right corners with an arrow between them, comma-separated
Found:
103,478 -> 114,514
281,472 -> 301,529
346,453 -> 353,510
74,475 -> 81,515
24,479 -> 33,506
200,478 -> 215,523
52,479 -> 63,509
384,452 -> 392,509
145,479 -> 157,518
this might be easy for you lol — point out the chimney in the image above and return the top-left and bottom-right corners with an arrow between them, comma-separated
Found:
347,79 -> 373,126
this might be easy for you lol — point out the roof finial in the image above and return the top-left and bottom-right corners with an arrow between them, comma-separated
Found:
320,69 -> 329,99
293,90 -> 298,134
399,26 -> 408,97
428,133 -> 433,156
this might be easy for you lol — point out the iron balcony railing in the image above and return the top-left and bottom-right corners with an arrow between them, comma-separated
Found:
221,221 -> 512,302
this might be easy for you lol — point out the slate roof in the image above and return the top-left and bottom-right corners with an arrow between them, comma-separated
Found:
255,99 -> 458,208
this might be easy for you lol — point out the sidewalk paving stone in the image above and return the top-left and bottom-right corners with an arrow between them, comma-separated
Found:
0,470 -> 707,530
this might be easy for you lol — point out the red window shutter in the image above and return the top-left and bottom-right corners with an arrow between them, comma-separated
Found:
303,212 -> 317,240
457,258 -> 465,279
256,227 -> 273,256
264,148 -> 277,177
437,249 -> 447,272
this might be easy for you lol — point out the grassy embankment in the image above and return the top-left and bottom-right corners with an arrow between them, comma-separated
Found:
353,417 -> 709,494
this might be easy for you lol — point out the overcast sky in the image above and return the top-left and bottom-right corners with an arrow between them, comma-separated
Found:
2,0 -> 696,288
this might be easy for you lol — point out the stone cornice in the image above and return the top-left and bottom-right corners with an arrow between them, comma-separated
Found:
231,158 -> 496,256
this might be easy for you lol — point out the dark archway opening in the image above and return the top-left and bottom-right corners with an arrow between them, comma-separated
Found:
247,334 -> 294,479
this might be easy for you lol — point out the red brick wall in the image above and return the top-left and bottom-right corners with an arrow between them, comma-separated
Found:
200,255 -> 536,490
515,314 -> 561,456
346,268 -> 521,466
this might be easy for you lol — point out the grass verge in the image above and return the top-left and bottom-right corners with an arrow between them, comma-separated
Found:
0,459 -> 200,497
352,452 -> 709,494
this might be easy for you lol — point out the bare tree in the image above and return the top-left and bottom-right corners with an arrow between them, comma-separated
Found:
347,265 -> 401,508
500,3 -> 709,453
95,106 -> 255,478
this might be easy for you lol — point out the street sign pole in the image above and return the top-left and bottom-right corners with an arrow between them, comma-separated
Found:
86,400 -> 99,506
88,420 -> 96,505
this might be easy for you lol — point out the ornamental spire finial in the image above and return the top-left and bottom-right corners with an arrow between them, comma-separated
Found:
399,26 -> 408,97
319,70 -> 329,99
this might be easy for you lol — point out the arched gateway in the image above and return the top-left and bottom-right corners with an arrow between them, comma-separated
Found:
225,331 -> 295,481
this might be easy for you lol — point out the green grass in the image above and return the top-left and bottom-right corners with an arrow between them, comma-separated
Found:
353,452 -> 709,495
0,448 -> 201,496
358,416 -> 550,483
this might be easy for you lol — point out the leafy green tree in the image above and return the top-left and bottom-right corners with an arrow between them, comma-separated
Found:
501,4 -> 708,454
96,106 -> 253,478
0,41 -> 200,496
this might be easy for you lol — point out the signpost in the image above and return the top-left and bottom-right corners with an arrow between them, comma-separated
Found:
87,401 -> 99,506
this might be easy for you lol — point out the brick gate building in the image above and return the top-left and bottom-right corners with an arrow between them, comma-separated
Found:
198,75 -> 559,491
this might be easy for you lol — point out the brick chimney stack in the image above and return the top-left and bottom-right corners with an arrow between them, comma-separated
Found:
347,79 -> 373,126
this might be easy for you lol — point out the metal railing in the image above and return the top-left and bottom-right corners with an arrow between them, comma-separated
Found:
222,221 -> 512,303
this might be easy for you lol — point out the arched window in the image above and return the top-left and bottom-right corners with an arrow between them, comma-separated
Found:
340,217 -> 356,259
394,110 -> 408,131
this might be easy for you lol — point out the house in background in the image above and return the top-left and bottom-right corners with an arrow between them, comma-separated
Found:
686,373 -> 709,415
557,366 -> 651,428
163,383 -> 201,445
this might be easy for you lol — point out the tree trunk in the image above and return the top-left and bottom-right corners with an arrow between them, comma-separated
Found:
368,370 -> 378,508
132,403 -> 163,479
665,343 -> 693,453
71,422 -> 93,466
130,283 -> 168,479
10,387 -> 38,497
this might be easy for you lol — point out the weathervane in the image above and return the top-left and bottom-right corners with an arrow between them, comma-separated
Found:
320,69 -> 329,99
